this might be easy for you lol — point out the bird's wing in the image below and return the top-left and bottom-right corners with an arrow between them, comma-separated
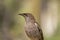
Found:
35,22 -> 44,40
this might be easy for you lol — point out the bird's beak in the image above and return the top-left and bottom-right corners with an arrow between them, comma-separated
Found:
19,14 -> 23,15
18,14 -> 24,16
18,14 -> 25,17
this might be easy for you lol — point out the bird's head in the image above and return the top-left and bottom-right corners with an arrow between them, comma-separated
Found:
19,13 -> 35,22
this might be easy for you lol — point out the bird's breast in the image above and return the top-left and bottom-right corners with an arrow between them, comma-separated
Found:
25,23 -> 36,31
24,23 -> 40,38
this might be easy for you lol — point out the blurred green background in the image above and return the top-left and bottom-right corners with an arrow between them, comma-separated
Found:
0,0 -> 60,40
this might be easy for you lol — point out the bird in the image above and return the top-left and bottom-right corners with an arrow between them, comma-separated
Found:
19,13 -> 44,40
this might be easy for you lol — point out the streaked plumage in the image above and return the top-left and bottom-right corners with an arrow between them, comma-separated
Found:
19,13 -> 44,40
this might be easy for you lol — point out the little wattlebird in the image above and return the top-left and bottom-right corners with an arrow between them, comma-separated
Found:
19,13 -> 44,40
